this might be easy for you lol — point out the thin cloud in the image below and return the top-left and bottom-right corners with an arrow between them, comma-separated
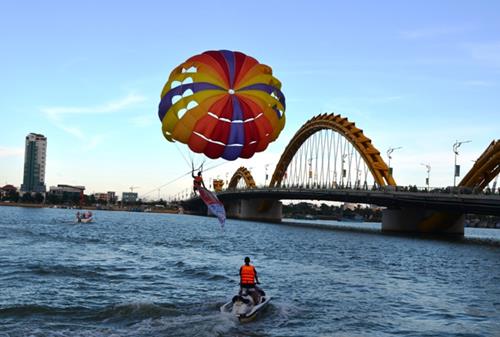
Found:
370,96 -> 403,103
460,80 -> 495,87
41,93 -> 147,118
0,146 -> 24,158
41,93 -> 147,148
464,41 -> 500,67
400,26 -> 470,39
83,135 -> 105,151
129,115 -> 155,128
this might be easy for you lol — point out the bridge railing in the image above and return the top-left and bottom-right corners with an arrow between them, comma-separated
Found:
224,184 -> 500,196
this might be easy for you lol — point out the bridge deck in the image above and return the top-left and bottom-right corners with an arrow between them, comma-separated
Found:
210,188 -> 500,216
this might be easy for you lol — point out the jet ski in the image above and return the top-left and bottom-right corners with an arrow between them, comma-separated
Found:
220,287 -> 271,323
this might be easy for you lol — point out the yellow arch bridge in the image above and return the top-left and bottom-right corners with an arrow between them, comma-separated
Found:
185,114 -> 500,235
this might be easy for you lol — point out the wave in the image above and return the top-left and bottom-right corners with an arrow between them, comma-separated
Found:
178,265 -> 232,282
0,304 -> 88,317
96,302 -> 181,322
0,301 -> 219,322
27,264 -> 108,279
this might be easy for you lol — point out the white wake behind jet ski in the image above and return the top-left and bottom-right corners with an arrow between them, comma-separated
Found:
220,287 -> 271,323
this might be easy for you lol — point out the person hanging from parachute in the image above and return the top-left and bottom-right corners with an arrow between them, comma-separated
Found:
158,50 -> 286,228
191,163 -> 206,195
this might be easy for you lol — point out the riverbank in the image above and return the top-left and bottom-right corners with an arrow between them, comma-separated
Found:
0,202 -> 180,214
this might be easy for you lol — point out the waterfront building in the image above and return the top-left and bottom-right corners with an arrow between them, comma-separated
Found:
91,192 -> 117,204
48,184 -> 85,202
122,192 -> 138,203
107,191 -> 117,204
1,184 -> 18,199
20,133 -> 47,193
94,193 -> 107,201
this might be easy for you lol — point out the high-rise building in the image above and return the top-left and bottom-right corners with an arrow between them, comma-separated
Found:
21,133 -> 47,193
122,192 -> 138,203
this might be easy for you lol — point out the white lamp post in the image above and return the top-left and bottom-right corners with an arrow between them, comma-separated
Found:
420,163 -> 431,191
387,146 -> 402,176
453,140 -> 471,187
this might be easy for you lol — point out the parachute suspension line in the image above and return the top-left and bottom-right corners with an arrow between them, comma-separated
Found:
173,141 -> 192,169
191,158 -> 206,174
141,169 -> 193,198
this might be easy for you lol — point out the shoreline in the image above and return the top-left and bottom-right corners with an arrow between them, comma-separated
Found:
0,202 -> 179,214
2,202 -> 498,229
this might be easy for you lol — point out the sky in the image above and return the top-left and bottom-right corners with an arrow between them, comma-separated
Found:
1,0 -> 499,200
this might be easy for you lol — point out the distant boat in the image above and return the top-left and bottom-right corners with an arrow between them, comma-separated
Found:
76,211 -> 93,223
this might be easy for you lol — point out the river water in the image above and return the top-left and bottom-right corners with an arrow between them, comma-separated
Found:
1,206 -> 499,337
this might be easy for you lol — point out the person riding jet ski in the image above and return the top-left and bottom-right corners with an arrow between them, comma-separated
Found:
240,256 -> 259,288
221,256 -> 270,322
240,257 -> 264,303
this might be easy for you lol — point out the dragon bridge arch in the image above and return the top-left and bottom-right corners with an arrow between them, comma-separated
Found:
459,139 -> 500,190
269,113 -> 396,188
228,166 -> 256,189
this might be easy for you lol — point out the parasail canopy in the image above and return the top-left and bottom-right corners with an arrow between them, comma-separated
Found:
158,50 -> 286,161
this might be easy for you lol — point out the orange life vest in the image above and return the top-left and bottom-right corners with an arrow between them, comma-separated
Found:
193,176 -> 203,187
240,265 -> 256,285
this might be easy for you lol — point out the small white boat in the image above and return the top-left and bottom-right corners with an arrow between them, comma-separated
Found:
76,211 -> 93,223
220,287 -> 270,323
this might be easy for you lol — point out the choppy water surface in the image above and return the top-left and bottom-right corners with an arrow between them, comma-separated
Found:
1,206 -> 499,337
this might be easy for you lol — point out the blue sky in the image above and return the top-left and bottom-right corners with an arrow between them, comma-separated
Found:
1,0 -> 499,199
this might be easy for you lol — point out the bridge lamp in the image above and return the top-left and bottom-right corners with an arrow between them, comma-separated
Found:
453,140 -> 471,187
265,164 -> 270,186
387,146 -> 402,176
356,168 -> 362,188
420,163 -> 431,191
341,154 -> 348,187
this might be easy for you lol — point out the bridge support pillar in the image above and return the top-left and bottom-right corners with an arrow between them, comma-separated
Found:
382,208 -> 464,235
225,199 -> 282,223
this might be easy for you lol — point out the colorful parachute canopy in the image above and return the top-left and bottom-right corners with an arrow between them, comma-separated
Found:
197,187 -> 226,228
158,50 -> 286,161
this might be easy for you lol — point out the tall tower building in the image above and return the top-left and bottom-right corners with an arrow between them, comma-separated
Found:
21,133 -> 47,193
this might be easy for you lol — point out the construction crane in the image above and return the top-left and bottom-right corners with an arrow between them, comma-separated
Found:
129,186 -> 140,192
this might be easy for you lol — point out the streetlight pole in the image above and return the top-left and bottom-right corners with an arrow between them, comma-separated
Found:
265,164 -> 269,187
341,154 -> 348,187
420,163 -> 431,191
453,140 -> 471,187
387,146 -> 402,177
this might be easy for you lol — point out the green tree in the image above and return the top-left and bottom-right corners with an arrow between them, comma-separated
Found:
71,194 -> 81,205
21,193 -> 34,203
46,193 -> 60,204
34,192 -> 44,204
